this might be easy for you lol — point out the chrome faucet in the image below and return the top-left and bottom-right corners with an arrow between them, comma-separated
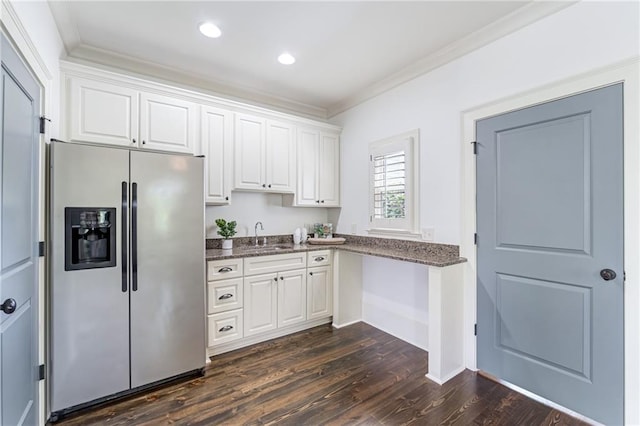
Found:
254,221 -> 264,246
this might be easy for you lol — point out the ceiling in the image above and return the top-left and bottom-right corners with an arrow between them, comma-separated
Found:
48,1 -> 572,119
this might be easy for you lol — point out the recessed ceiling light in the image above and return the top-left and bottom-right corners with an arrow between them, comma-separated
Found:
278,53 -> 296,65
199,22 -> 221,39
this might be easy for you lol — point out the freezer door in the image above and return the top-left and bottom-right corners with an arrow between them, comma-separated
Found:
50,142 -> 130,411
130,151 -> 205,387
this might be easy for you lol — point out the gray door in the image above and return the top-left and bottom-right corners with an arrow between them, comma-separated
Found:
0,34 -> 41,425
129,151 -> 205,388
476,84 -> 623,425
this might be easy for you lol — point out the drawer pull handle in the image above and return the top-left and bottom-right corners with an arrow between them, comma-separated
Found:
218,267 -> 233,273
218,293 -> 233,300
314,256 -> 326,262
219,325 -> 234,332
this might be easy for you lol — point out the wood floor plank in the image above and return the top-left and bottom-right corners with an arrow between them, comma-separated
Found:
54,323 -> 590,426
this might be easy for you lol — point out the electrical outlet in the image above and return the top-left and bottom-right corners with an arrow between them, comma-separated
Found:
421,227 -> 435,241
351,224 -> 357,234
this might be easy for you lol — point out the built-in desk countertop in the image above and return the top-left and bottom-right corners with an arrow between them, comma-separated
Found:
205,234 -> 467,385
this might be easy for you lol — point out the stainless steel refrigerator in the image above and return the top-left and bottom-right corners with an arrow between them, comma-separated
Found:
48,140 -> 205,420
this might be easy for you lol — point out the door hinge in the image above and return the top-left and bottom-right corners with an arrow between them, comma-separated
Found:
624,271 -> 626,282
474,233 -> 478,245
369,155 -> 373,162
38,364 -> 45,381
471,141 -> 478,155
39,116 -> 51,134
38,241 -> 46,257
474,324 -> 477,336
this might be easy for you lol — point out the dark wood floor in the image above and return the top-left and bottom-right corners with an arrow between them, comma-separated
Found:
56,322 -> 588,425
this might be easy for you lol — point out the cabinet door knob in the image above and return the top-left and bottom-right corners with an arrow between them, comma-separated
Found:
225,196 -> 229,201
280,276 -> 284,280
142,140 -> 146,145
132,138 -> 136,144
273,277 -> 278,282
309,272 -> 314,276
321,200 -> 325,204
262,184 -> 266,188
316,200 -> 320,204
268,184 -> 272,188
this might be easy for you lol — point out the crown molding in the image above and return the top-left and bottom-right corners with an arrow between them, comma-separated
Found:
1,0 -> 53,81
46,0 -> 80,52
326,1 -> 577,118
67,44 -> 330,120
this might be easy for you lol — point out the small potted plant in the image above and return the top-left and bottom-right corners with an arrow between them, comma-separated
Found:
215,218 -> 237,250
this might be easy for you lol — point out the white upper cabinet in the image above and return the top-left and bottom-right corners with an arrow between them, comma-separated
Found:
69,77 -> 139,147
234,114 -> 295,193
296,127 -> 340,206
66,75 -> 196,154
234,113 -> 265,190
266,120 -> 295,192
201,106 -> 233,204
139,92 -> 196,153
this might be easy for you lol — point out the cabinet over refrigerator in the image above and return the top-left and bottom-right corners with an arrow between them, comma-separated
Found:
48,140 -> 205,421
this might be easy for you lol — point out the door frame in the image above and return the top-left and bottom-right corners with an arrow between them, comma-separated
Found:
461,57 -> 640,424
1,2 -> 54,424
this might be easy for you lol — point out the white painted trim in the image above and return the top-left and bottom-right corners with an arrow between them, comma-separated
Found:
461,56 -> 640,425
59,60 -> 342,133
331,319 -> 361,329
479,371 -> 603,426
66,45 -> 330,120
426,366 -> 466,386
327,1 -> 576,117
1,2 -> 54,426
207,316 -> 332,357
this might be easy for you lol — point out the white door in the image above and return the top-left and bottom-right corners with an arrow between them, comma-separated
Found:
307,266 -> 332,320
1,34 -> 40,426
277,269 -> 306,327
296,128 -> 319,206
476,84 -> 624,425
139,92 -> 196,153
234,114 -> 265,190
318,133 -> 340,206
201,106 -> 232,204
266,120 -> 295,192
244,273 -> 277,336
68,77 -> 138,147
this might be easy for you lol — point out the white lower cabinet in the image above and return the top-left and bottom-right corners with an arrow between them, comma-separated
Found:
244,273 -> 278,336
307,266 -> 332,320
207,251 -> 332,356
277,269 -> 307,328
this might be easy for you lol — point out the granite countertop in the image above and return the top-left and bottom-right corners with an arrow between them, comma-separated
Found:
206,235 -> 466,268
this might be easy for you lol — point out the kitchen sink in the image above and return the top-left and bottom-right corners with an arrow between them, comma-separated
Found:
240,244 -> 292,252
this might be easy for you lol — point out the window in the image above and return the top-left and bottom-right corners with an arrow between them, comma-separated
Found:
369,130 -> 419,237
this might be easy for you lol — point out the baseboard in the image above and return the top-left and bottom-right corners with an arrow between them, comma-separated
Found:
207,317 -> 332,357
332,318 -> 362,329
425,366 -> 466,385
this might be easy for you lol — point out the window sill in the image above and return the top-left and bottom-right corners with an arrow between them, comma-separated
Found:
366,228 -> 422,241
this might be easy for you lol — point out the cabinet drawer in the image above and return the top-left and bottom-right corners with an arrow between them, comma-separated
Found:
208,309 -> 244,346
208,258 -> 243,281
207,278 -> 243,314
244,253 -> 307,276
307,250 -> 331,267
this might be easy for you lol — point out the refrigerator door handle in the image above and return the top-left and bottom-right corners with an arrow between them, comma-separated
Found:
121,181 -> 128,292
132,182 -> 138,291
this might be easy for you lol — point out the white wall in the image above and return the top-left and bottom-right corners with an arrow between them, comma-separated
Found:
333,0 -> 640,245
205,192 -> 330,239
332,1 -> 640,412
